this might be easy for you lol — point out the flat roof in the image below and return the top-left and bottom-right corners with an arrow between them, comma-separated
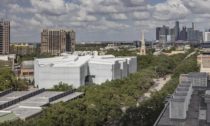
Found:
188,72 -> 208,78
21,61 -> 34,69
0,91 -> 84,120
36,55 -> 92,67
156,90 -> 208,126
15,91 -> 63,107
51,92 -> 84,104
7,106 -> 42,120
0,90 -> 39,105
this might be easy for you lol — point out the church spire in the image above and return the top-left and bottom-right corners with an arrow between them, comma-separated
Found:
140,31 -> 146,55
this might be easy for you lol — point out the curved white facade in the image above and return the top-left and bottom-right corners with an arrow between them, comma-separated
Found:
34,55 -> 137,89
34,56 -> 91,89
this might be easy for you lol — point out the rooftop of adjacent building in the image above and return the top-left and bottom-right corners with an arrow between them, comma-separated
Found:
0,88 -> 84,121
35,55 -> 91,67
21,60 -> 34,69
155,77 -> 210,126
35,54 -> 137,67
188,72 -> 208,78
156,90 -> 207,126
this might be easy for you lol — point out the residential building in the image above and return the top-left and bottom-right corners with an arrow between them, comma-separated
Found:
41,29 -> 76,55
0,20 -> 10,54
10,43 -> 40,55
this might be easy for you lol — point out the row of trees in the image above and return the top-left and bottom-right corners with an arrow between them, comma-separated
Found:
119,53 -> 199,126
0,51 -> 195,126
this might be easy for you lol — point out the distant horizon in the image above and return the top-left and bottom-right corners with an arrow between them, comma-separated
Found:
11,39 -> 159,44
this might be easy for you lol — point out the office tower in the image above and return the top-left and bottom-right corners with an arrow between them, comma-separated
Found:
170,28 -> 176,42
156,25 -> 169,41
156,27 -> 161,40
186,23 -> 203,43
0,20 -> 10,54
159,25 -> 169,47
175,21 -> 180,41
140,31 -> 146,55
180,27 -> 187,41
187,29 -> 203,43
41,29 -> 76,55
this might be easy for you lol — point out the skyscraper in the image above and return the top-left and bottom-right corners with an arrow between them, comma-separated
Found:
156,27 -> 161,40
187,23 -> 203,43
156,26 -> 169,41
159,25 -> 169,47
41,29 -> 76,55
180,27 -> 187,41
170,28 -> 176,42
175,21 -> 180,41
0,20 -> 10,54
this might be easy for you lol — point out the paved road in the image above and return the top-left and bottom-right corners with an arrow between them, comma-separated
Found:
185,51 -> 196,59
143,75 -> 171,98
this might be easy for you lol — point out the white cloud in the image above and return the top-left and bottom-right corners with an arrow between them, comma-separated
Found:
152,0 -> 190,21
76,10 -> 97,22
30,0 -> 68,15
110,13 -> 128,20
182,0 -> 210,14
132,11 -> 151,20
1,0 -> 210,41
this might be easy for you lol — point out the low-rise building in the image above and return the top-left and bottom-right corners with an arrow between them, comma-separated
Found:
34,55 -> 91,89
19,61 -> 34,81
34,55 -> 137,89
0,88 -> 84,121
198,54 -> 210,76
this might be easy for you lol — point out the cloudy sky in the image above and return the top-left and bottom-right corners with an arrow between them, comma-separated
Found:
1,0 -> 210,42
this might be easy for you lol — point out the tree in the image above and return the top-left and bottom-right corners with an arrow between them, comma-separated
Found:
50,82 -> 73,91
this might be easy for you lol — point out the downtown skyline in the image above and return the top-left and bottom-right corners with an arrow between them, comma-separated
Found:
1,0 -> 210,42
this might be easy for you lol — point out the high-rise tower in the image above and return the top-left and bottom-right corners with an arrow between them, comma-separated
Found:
0,20 -> 10,54
41,29 -> 76,55
175,21 -> 180,41
140,31 -> 146,55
